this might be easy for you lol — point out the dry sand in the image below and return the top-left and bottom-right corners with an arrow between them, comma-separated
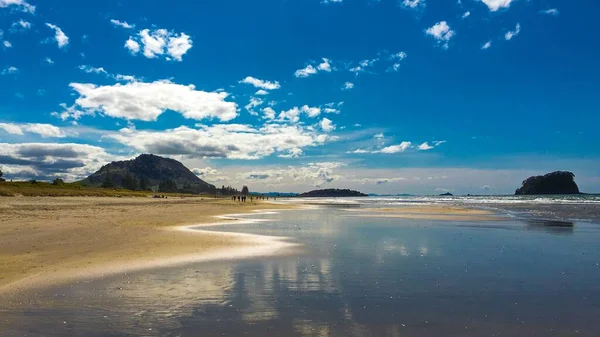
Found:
0,196 -> 294,296
344,205 -> 503,221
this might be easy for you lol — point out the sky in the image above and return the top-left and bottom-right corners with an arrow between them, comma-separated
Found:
0,0 -> 599,195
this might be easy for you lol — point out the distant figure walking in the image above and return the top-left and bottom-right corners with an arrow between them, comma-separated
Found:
237,195 -> 241,202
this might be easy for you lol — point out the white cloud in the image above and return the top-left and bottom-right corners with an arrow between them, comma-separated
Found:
377,141 -> 412,154
126,28 -> 193,61
481,40 -> 492,49
342,82 -> 354,90
167,33 -> 193,61
541,8 -> 559,16
350,58 -> 378,73
45,57 -> 54,64
1,66 -> 18,75
238,162 -> 344,187
389,51 -> 407,72
61,80 -> 238,122
481,0 -> 514,12
462,11 -> 471,19
317,58 -> 332,72
124,38 -> 140,54
262,107 -> 276,120
3,40 -> 11,48
255,89 -> 269,96
239,76 -> 281,90
12,19 -> 31,30
0,123 -> 66,138
245,97 -> 264,116
295,58 -> 334,78
321,0 -> 343,4
277,105 -> 322,122
505,23 -> 521,40
425,21 -> 455,49
401,0 -> 424,9
323,107 -> 340,114
46,23 -> 69,48
294,64 -> 318,78
354,177 -> 406,185
192,167 -> 231,183
0,123 -> 24,135
320,118 -> 336,132
0,0 -> 34,13
110,19 -> 135,29
109,123 -> 332,160
78,65 -> 107,74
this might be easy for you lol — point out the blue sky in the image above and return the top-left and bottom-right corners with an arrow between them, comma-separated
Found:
1,0 -> 598,194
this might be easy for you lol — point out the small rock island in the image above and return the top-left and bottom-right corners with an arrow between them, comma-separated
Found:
298,189 -> 368,197
515,171 -> 580,195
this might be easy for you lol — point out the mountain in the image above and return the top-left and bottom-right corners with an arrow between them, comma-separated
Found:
515,171 -> 580,195
80,154 -> 216,194
298,189 -> 368,197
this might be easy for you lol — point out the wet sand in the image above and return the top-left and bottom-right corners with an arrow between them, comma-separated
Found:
344,205 -> 503,221
0,197 -> 293,295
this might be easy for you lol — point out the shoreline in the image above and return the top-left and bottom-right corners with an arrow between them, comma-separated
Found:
0,197 -> 297,298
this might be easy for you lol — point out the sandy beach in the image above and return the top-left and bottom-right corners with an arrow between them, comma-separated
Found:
0,196 -> 294,296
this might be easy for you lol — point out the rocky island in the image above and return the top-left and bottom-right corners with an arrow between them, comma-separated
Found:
515,171 -> 580,195
298,189 -> 368,197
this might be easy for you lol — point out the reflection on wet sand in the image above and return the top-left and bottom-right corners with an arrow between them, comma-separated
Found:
2,207 -> 600,336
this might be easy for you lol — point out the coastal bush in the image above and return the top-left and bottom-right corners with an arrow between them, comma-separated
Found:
52,178 -> 65,186
0,169 -> 4,182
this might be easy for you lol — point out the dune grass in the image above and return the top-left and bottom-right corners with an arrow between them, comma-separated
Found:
0,181 -> 212,198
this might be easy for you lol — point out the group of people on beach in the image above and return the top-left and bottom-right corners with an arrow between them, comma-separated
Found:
231,195 -> 273,202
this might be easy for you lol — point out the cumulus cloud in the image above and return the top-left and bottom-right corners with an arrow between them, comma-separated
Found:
0,142 -> 119,181
294,64 -> 318,78
125,28 -> 192,61
1,66 -> 18,75
481,0 -> 514,12
317,58 -> 332,72
349,58 -> 379,74
11,19 -> 31,31
321,0 -> 343,4
192,167 -> 231,183
342,82 -> 354,90
255,89 -> 269,96
425,21 -> 455,49
108,123 -> 332,160
238,162 -> 344,187
3,40 -> 11,48
244,97 -> 264,116
46,23 -> 69,48
0,0 -> 35,13
418,141 -> 446,151
294,58 -> 333,78
110,19 -> 134,29
481,40 -> 492,49
78,65 -> 139,83
462,11 -> 471,19
59,80 -> 238,122
505,23 -> 521,40
277,105 -> 322,122
320,118 -> 336,132
376,141 -> 413,154
0,123 -> 66,138
239,76 -> 281,90
124,38 -> 140,54
400,0 -> 425,9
